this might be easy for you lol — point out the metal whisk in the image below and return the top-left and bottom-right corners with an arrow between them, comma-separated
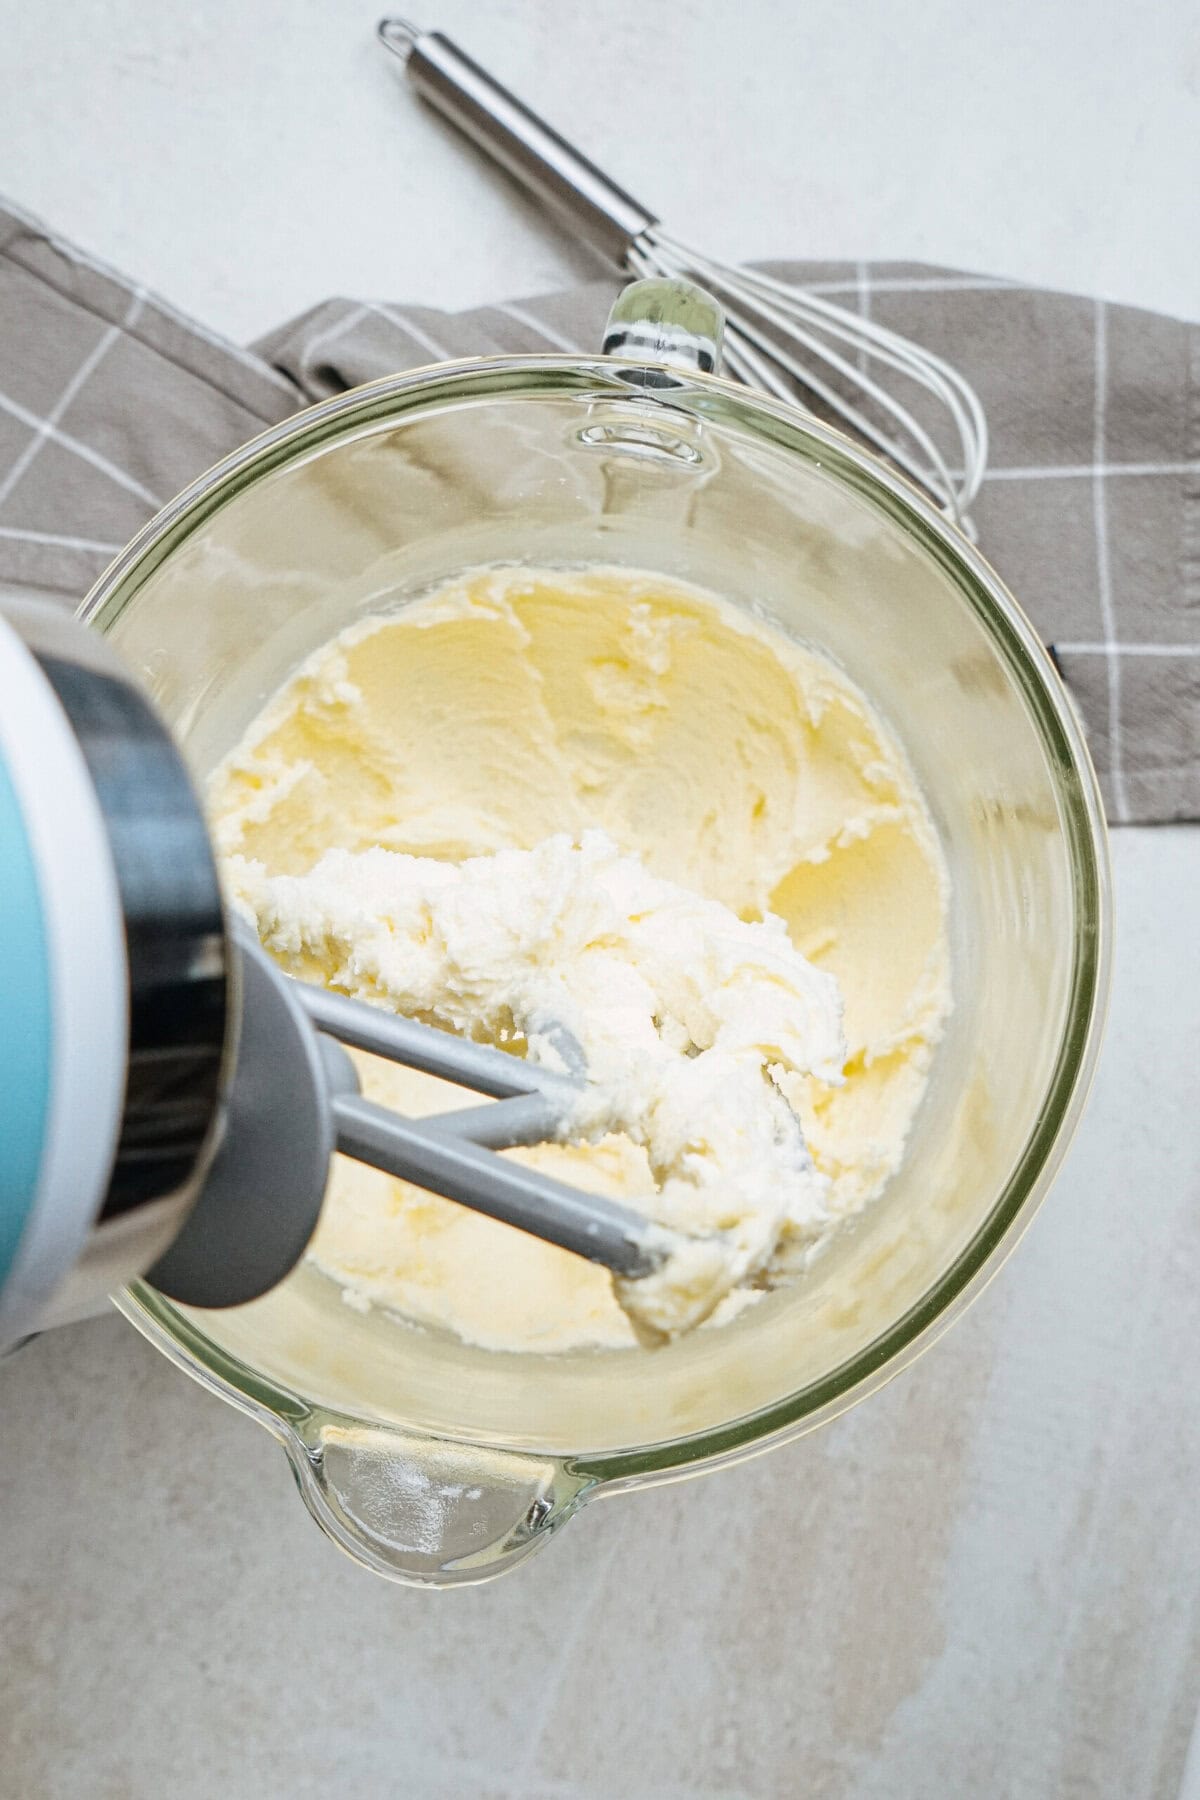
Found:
377,18 -> 989,529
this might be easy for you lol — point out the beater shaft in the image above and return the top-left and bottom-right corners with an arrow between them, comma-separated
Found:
296,980 -> 580,1107
297,977 -> 675,1279
331,1086 -> 667,1278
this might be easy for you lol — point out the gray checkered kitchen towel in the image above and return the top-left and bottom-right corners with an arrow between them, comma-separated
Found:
1,199 -> 1197,824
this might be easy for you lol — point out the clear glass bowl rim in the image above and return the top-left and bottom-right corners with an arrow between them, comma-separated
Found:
82,352 -> 1113,1488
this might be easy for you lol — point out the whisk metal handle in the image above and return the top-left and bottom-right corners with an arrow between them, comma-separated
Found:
379,19 -> 656,263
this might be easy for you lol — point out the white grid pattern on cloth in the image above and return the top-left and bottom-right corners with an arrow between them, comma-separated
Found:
0,197 -> 297,400
773,274 -> 1019,297
366,301 -> 451,363
0,525 -> 123,553
298,300 -> 373,364
983,459 -> 1200,481
1057,642 -> 1200,657
298,299 -> 453,369
1091,298 -> 1129,822
0,325 -> 119,506
0,285 -> 145,511
0,385 -> 161,509
854,258 -> 871,377
495,300 -> 580,353
1,205 -> 1195,823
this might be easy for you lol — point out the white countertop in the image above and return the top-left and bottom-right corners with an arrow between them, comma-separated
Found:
8,0 -> 1200,336
2,3 -> 1198,1796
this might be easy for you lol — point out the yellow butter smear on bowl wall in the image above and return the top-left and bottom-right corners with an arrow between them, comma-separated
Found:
209,565 -> 952,1352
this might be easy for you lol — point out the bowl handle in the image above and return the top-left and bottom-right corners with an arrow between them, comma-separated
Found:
602,277 -> 725,381
287,1412 -> 596,1587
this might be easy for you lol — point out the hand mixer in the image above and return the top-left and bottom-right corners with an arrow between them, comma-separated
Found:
0,598 -> 687,1353
376,18 -> 989,529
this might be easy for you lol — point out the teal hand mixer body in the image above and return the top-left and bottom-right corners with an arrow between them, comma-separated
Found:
0,597 -> 683,1353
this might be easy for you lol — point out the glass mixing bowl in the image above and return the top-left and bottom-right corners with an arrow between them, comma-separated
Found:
82,284 -> 1110,1587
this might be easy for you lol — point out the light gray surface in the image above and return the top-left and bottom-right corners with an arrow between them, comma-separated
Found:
1,2 -> 1198,1796
2,828 -> 1197,1798
5,0 -> 1200,337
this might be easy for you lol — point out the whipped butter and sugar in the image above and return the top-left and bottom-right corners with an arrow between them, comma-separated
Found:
229,831 -> 845,1338
211,565 -> 952,1351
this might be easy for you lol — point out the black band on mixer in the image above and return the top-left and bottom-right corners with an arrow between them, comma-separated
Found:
33,653 -> 228,1221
